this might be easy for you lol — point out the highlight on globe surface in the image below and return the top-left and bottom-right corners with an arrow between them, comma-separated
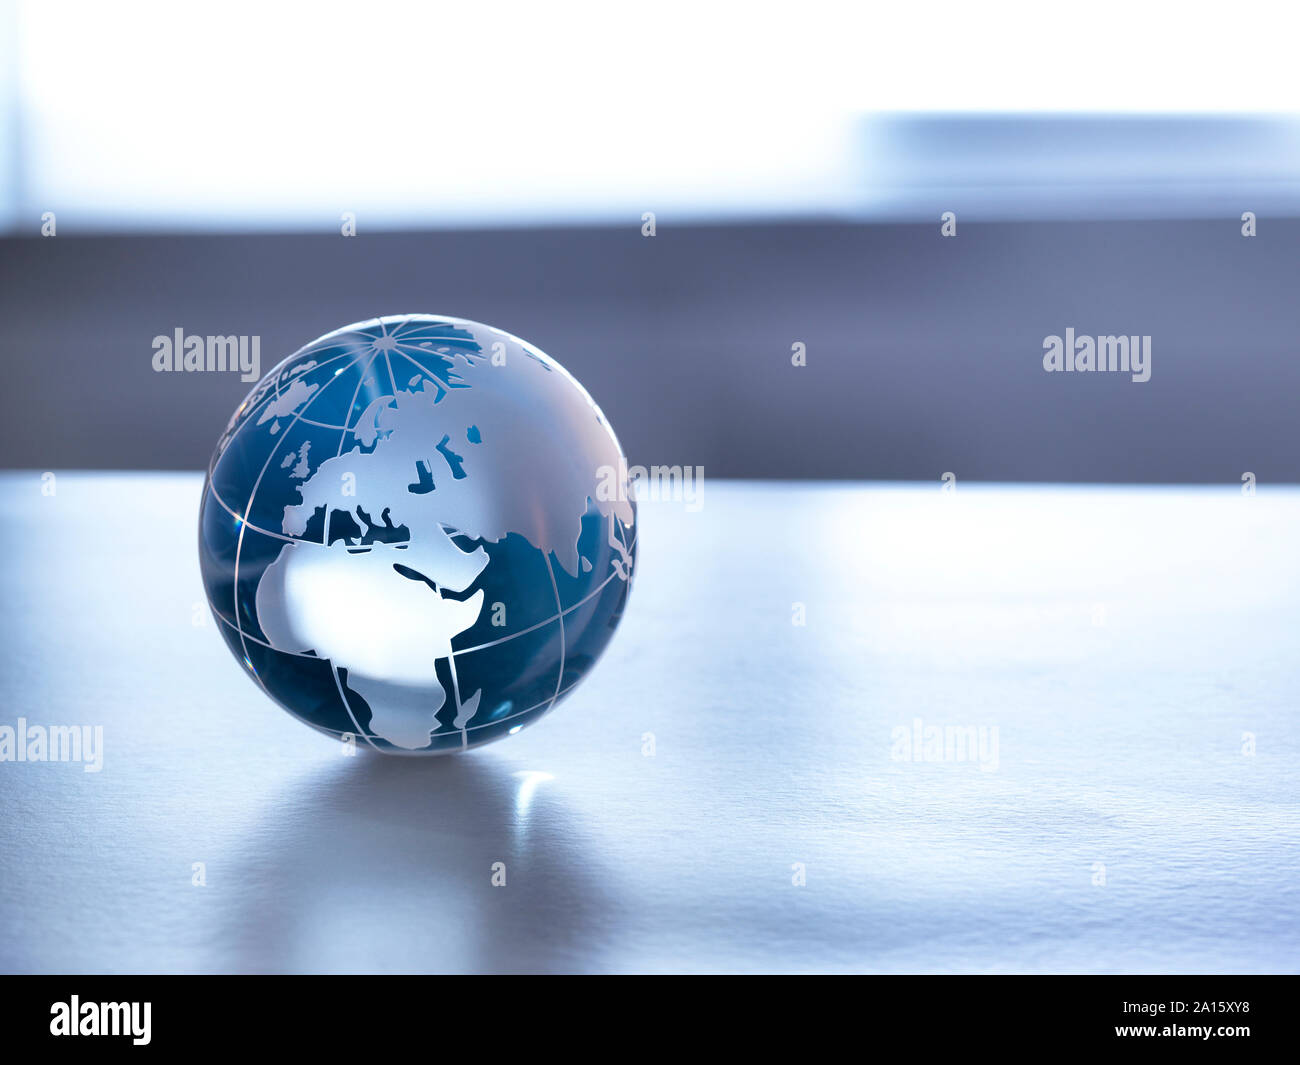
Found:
199,315 -> 637,754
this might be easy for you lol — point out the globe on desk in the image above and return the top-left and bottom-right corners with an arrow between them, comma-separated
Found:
198,315 -> 637,754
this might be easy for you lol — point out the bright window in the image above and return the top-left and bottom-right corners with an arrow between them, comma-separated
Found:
4,1 -> 1300,230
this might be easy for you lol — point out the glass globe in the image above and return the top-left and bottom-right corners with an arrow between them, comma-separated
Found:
198,315 -> 637,753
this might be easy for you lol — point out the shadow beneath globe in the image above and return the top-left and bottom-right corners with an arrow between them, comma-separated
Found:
225,750 -> 618,972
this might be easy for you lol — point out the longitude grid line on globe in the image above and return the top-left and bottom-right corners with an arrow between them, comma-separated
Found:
206,345 -> 476,539
229,346 -> 379,704
235,328 -> 395,749
205,346 -> 361,479
542,554 -> 567,719
377,322 -> 483,749
220,322 -> 515,474
322,337 -> 386,547
258,335 -> 391,749
212,320 -> 485,476
285,347 -> 470,431
331,661 -> 377,751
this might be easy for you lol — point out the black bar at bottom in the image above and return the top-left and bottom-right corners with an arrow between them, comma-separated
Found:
0,974 -> 1290,1051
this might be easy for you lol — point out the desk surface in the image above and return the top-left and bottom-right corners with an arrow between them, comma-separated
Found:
1,474 -> 1297,973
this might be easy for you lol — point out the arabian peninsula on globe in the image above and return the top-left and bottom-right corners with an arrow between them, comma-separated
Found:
198,315 -> 637,754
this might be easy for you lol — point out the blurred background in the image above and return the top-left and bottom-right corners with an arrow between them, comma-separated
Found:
1,0 -> 1298,480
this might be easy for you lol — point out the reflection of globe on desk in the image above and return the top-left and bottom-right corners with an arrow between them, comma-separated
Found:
198,315 -> 637,754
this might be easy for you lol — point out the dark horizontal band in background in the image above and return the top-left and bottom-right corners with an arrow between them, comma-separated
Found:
1,218 -> 1297,482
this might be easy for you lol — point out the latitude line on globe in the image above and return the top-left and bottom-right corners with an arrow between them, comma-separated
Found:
287,678 -> 586,743
215,324 -> 417,459
207,342 -> 385,479
205,347 -> 359,479
391,343 -> 483,388
210,470 -> 638,590
452,528 -> 635,654
203,535 -> 634,661
207,339 -> 415,543
214,320 -> 477,463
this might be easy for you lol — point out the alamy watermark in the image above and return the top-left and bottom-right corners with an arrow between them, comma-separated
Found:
597,461 -> 703,511
152,328 -> 260,382
50,996 -> 150,1045
1042,328 -> 1151,383
0,718 -> 103,772
890,717 -> 999,772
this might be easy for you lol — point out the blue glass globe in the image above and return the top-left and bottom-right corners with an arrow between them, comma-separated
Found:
198,315 -> 637,754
